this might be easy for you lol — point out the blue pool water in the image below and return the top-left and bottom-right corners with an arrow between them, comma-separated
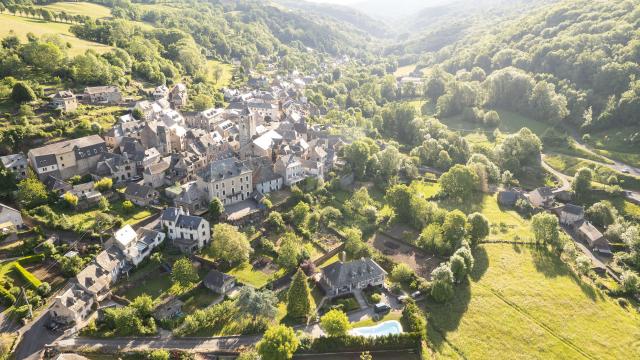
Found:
349,320 -> 403,337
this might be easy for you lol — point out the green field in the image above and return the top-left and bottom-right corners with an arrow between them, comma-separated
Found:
228,262 -> 286,289
206,60 -> 234,89
437,191 -> 534,243
38,2 -> 112,19
440,109 -> 554,138
0,13 -> 112,56
424,244 -> 640,359
545,153 -> 640,191
394,64 -> 417,77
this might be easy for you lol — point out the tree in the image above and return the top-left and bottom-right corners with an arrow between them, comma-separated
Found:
210,224 -> 252,265
278,232 -> 303,270
466,213 -> 490,246
11,82 -> 37,103
148,350 -> 170,360
237,349 -> 260,360
450,254 -> 468,283
453,246 -> 474,272
442,210 -> 467,249
208,198 -> 224,223
531,213 -> 560,247
192,94 -> 214,111
586,201 -> 617,228
266,211 -> 286,233
290,201 -> 310,230
575,255 -> 592,275
257,325 -> 299,360
62,192 -> 78,208
343,227 -> 368,258
320,309 -> 350,337
391,263 -> 415,284
621,271 -> 639,295
483,110 -> 500,127
360,352 -> 373,360
431,263 -> 454,303
94,177 -> 113,191
572,167 -> 593,199
17,178 -> 48,208
286,269 -> 315,321
401,299 -> 426,336
171,257 -> 198,288
439,165 -> 479,201
236,287 -> 278,321
122,200 -> 134,213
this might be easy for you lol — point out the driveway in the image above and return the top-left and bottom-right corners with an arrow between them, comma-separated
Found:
541,155 -> 571,191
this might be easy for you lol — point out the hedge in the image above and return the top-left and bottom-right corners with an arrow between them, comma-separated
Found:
299,333 -> 421,353
17,254 -> 45,266
0,287 -> 15,306
12,263 -> 42,289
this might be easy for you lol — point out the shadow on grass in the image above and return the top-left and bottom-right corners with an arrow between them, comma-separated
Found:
469,246 -> 489,282
531,246 -> 603,302
423,282 -> 472,353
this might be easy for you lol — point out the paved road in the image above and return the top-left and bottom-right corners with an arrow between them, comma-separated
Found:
53,334 -> 261,353
542,155 -> 571,191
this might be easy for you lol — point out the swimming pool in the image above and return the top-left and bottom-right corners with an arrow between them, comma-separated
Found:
349,320 -> 403,337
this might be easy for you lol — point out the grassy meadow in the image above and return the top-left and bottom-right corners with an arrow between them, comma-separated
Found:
37,2 -> 112,19
206,60 -> 234,89
0,13 -> 112,56
424,244 -> 640,359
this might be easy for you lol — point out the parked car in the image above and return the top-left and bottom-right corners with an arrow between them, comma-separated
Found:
397,295 -> 409,303
622,167 -> 630,174
411,291 -> 421,299
374,303 -> 391,314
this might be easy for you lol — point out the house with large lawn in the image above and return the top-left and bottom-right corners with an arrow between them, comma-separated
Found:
161,207 -> 210,253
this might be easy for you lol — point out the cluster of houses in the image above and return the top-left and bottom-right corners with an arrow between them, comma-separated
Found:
50,206 -> 212,327
499,187 -> 611,255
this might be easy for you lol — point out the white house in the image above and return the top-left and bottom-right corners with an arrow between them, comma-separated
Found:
0,203 -> 23,232
112,225 -> 165,267
161,207 -> 210,254
275,154 -> 305,186
50,285 -> 95,325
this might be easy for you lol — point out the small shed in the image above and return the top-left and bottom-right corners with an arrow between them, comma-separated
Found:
203,269 -> 236,294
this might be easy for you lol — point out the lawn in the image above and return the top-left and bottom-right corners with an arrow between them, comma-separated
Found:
351,311 -> 402,329
587,126 -> 640,167
423,244 -> 640,359
440,108 -> 554,138
228,262 -> 286,289
37,2 -> 112,19
206,60 -> 234,90
437,193 -> 533,242
110,201 -> 154,226
394,64 -> 417,77
0,13 -> 112,56
119,271 -> 172,301
545,153 -> 640,191
179,286 -> 221,314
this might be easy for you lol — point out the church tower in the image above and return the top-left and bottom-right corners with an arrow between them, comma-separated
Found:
239,106 -> 256,148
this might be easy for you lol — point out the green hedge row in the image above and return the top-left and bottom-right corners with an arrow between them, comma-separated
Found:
17,254 -> 45,265
300,333 -> 421,353
0,287 -> 15,306
12,263 -> 42,289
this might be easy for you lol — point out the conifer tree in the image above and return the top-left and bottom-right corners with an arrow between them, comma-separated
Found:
286,268 -> 315,321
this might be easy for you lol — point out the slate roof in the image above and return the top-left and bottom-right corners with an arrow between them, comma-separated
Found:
197,158 -> 251,182
161,207 -> 181,222
176,214 -> 205,229
321,258 -> 386,289
204,269 -> 235,289
30,135 -> 106,164
124,183 -> 156,199
561,204 -> 584,216
0,153 -> 27,168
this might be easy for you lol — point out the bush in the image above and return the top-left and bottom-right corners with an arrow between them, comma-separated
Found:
13,304 -> 31,320
12,263 -> 42,288
37,282 -> 51,296
401,299 -> 426,338
370,293 -> 382,304
0,287 -> 16,306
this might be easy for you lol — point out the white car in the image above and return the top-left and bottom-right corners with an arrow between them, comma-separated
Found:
622,167 -> 630,174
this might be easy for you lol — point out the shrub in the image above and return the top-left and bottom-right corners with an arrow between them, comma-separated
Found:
390,263 -> 415,284
370,293 -> 382,304
94,177 -> 113,191
302,333 -> 421,353
401,299 -> 426,338
12,263 -> 42,288
0,287 -> 16,306
13,304 -> 31,320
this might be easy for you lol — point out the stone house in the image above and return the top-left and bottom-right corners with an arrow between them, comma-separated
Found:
275,154 -> 304,187
51,90 -> 78,112
169,83 -> 188,108
83,86 -> 122,104
196,158 -> 253,206
160,207 -> 210,254
203,269 -> 236,294
319,258 -> 387,297
28,135 -> 108,180
124,183 -> 159,206
0,153 -> 27,179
